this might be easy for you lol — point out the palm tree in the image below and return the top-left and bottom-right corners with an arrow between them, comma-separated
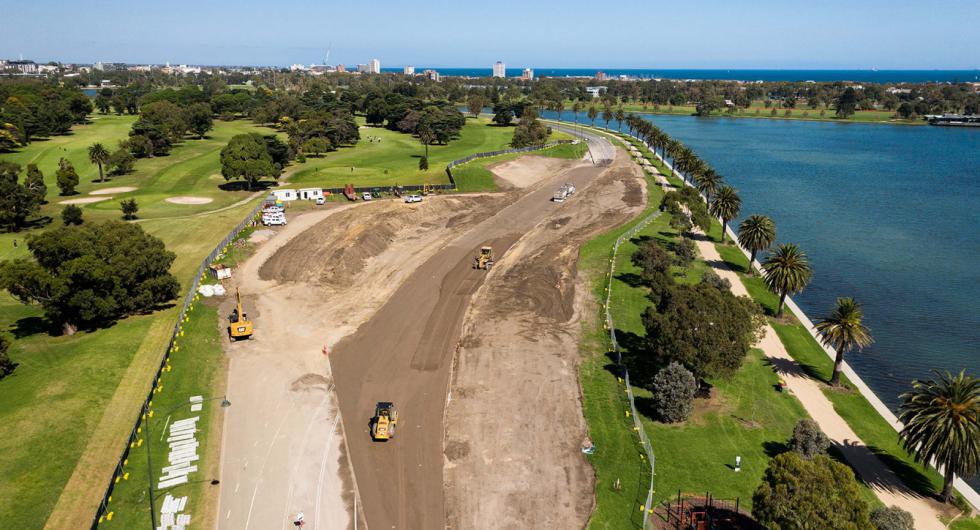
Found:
587,105 -> 598,127
737,214 -> 776,270
615,107 -> 625,131
695,167 -> 723,204
710,186 -> 741,242
553,99 -> 564,122
572,101 -> 583,124
898,371 -> 980,503
88,143 -> 110,183
762,243 -> 812,317
815,297 -> 874,386
602,105 -> 613,130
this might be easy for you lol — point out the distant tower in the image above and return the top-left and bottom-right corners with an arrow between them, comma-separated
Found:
403,66 -> 415,75
595,71 -> 606,81
493,61 -> 506,78
370,58 -> 381,74
522,68 -> 534,80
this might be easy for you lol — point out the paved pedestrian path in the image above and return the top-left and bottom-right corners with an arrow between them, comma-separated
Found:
647,163 -> 946,528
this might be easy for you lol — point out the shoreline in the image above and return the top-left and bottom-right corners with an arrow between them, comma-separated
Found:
550,118 -> 980,511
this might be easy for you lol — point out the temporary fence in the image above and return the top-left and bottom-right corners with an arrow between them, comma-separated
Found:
445,139 -> 574,182
605,207 -> 662,529
91,195 -> 271,529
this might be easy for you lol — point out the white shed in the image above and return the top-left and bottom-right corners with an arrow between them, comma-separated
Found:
271,189 -> 298,202
299,188 -> 324,201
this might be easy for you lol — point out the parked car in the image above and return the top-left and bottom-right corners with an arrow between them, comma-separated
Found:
404,194 -> 422,203
315,197 -> 326,205
362,191 -> 373,201
261,212 -> 287,226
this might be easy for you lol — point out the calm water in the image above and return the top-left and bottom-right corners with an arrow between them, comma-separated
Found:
385,68 -> 980,83
545,111 -> 980,412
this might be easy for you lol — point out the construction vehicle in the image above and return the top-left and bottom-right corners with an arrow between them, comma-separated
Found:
473,246 -> 495,270
371,402 -> 398,441
228,289 -> 253,340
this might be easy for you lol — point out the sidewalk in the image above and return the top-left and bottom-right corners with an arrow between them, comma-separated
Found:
644,163 -> 947,527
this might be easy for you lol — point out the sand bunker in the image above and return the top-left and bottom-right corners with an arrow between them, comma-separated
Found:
488,156 -> 579,188
90,186 -> 136,195
165,196 -> 214,205
59,197 -> 111,205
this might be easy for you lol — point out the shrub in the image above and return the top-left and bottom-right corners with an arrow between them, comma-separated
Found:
419,156 -> 429,171
650,362 -> 698,423
753,453 -> 871,529
674,237 -> 697,266
61,205 -> 83,225
870,506 -> 914,530
789,419 -> 831,459
120,198 -> 139,220
0,335 -> 15,380
700,268 -> 731,291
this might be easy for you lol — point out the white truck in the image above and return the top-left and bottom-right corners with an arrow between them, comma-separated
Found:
552,183 -> 576,202
261,211 -> 287,226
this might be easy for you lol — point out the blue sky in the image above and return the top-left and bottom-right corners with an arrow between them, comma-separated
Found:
1,0 -> 978,69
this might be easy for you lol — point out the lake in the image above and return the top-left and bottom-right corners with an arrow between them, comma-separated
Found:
544,111 -> 980,412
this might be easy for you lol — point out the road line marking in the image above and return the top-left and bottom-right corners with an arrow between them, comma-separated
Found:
243,399 -> 292,530
315,412 -> 342,530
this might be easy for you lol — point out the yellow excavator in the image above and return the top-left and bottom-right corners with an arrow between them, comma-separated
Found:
228,288 -> 253,340
371,402 -> 398,441
473,246 -> 495,270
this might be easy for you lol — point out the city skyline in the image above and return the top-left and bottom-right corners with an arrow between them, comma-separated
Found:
2,0 -> 979,69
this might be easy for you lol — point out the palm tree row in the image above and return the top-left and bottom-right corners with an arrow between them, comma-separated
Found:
622,111 -> 977,504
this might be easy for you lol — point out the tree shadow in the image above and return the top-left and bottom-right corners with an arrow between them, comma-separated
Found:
615,272 -> 645,288
762,353 -> 823,381
9,316 -> 53,338
762,440 -> 789,457
217,180 -> 276,192
832,439 -> 937,500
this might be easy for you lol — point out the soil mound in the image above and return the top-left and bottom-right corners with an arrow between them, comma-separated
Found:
260,196 -> 507,285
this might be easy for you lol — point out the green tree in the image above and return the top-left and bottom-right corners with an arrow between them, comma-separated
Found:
24,163 -> 47,204
762,243 -> 812,317
789,419 -> 831,459
836,87 -> 858,118
587,105 -> 598,127
120,198 -> 139,220
0,334 -> 15,380
108,147 -> 135,175
737,214 -> 776,271
615,107 -> 625,131
642,282 -> 763,383
417,125 -> 435,159
220,133 -> 276,190
491,103 -> 513,126
467,95 -> 485,118
88,142 -> 110,183
752,453 -> 871,530
0,221 -> 180,335
601,105 -> 613,129
301,137 -> 331,157
815,297 -> 874,386
694,168 -> 723,204
55,158 -> 79,195
184,102 -> 214,139
709,185 -> 741,242
419,156 -> 429,171
0,162 -> 42,231
61,204 -> 83,225
572,101 -> 583,123
650,361 -> 698,423
510,107 -> 548,148
898,370 -> 980,503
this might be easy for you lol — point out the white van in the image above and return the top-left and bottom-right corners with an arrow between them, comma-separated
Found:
262,212 -> 287,226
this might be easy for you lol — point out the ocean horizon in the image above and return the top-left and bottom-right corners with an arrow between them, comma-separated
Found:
382,67 -> 980,84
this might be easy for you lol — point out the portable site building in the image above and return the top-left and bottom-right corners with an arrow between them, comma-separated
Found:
299,188 -> 324,201
271,189 -> 298,202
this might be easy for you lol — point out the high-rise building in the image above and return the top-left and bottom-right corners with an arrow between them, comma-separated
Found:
493,61 -> 505,78
595,71 -> 606,81
356,63 -> 369,73
423,69 -> 441,82
403,66 -> 415,75
336,64 -> 346,73
521,68 -> 534,80
370,58 -> 381,74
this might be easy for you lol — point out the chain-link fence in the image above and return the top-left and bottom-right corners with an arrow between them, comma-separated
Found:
605,207 -> 662,529
91,195 -> 271,529
445,140 -> 574,182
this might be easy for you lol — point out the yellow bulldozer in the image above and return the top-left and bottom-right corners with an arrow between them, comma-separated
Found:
371,402 -> 398,441
228,288 -> 253,340
473,246 -> 495,270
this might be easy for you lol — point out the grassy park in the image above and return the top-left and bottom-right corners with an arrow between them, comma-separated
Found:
0,109 -> 588,528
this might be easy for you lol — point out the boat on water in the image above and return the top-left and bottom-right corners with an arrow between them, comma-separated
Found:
925,113 -> 980,127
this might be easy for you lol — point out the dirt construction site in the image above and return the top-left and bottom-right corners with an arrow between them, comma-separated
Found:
217,132 -> 647,529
